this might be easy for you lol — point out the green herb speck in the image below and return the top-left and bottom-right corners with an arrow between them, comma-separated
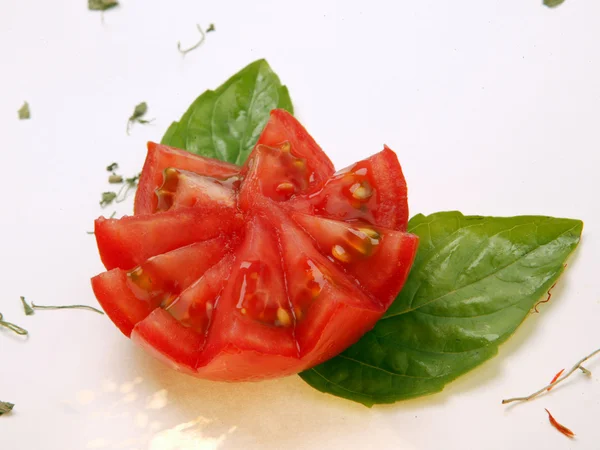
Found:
88,0 -> 118,11
18,102 -> 30,120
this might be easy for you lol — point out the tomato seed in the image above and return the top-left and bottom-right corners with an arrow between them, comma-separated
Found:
332,244 -> 352,263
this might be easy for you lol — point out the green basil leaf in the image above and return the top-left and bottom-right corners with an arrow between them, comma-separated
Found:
300,211 -> 583,406
161,59 -> 293,165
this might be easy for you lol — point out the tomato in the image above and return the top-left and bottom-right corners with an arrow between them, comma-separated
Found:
288,146 -> 409,230
92,109 -> 418,381
134,142 -> 240,215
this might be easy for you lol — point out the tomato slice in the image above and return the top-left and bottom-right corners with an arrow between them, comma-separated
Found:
92,109 -> 419,381
273,211 -> 385,362
95,205 -> 243,270
238,144 -> 316,208
166,253 -> 234,335
131,308 -> 205,374
92,237 -> 234,336
202,216 -> 297,359
289,146 -> 409,230
253,109 -> 334,193
135,142 -> 240,215
291,212 -> 418,304
155,168 -> 239,212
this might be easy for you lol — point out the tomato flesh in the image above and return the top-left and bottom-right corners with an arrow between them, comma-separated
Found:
92,237 -> 234,336
95,205 -> 243,270
135,142 -> 240,215
289,146 -> 408,230
253,109 -> 335,193
92,109 -> 418,381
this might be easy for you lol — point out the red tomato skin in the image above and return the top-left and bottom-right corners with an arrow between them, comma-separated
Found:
289,146 -> 409,231
91,269 -> 152,337
92,237 -> 236,337
254,109 -> 335,193
131,308 -> 205,374
95,206 -> 244,271
135,142 -> 240,215
92,111 -> 419,382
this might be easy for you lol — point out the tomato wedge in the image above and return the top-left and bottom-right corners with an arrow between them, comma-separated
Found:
134,142 -> 240,215
92,109 -> 418,381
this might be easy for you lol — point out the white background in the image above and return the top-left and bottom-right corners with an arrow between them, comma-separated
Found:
1,0 -> 599,449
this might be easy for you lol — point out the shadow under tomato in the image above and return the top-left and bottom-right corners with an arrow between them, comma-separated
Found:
128,345 -> 419,450
124,263 -> 580,449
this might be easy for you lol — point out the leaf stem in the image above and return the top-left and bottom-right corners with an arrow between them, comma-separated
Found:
502,347 -> 600,404
177,24 -> 206,55
0,313 -> 28,336
31,303 -> 104,315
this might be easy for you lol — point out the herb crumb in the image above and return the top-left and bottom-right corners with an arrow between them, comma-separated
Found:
106,162 -> 119,172
20,297 -> 34,316
108,174 -> 123,184
0,401 -> 14,416
17,102 -> 30,120
206,23 -> 216,33
543,0 -> 566,7
127,102 -> 153,134
100,191 -> 117,207
88,0 -> 118,11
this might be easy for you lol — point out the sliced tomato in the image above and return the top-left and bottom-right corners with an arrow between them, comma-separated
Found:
291,212 -> 418,304
131,308 -> 205,374
92,237 -> 234,336
289,146 -> 409,230
92,109 -> 418,381
253,109 -> 334,193
238,144 -> 316,208
134,142 -> 240,215
155,168 -> 239,212
166,254 -> 235,334
273,210 -> 386,363
95,205 -> 243,270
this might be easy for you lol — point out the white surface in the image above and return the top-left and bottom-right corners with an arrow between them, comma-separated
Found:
1,1 -> 599,449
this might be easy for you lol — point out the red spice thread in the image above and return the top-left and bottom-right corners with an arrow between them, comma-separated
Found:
545,409 -> 575,438
534,282 -> 558,313
547,369 -> 565,391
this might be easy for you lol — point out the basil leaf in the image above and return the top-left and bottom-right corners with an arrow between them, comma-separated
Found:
300,211 -> 582,406
544,0 -> 565,7
161,59 -> 293,165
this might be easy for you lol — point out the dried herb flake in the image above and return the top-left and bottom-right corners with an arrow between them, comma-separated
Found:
544,0 -> 566,7
18,102 -> 30,120
0,401 -> 14,416
88,0 -> 118,11
100,191 -> 117,207
20,297 -> 34,316
108,174 -> 123,184
127,102 -> 153,134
